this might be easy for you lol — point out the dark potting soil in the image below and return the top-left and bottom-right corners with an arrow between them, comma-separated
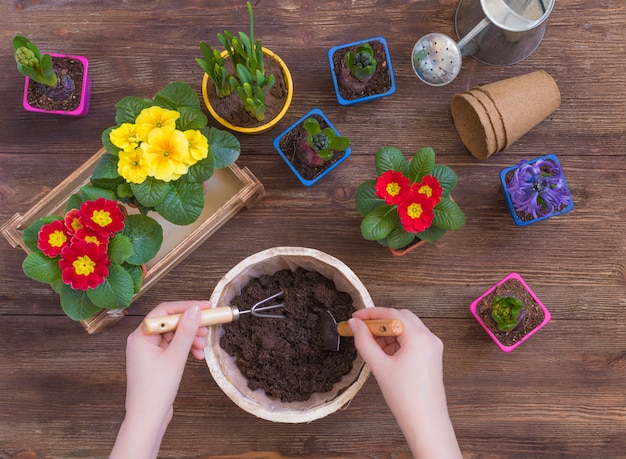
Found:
475,278 -> 545,347
277,114 -> 347,181
25,56 -> 84,112
207,55 -> 289,128
331,39 -> 392,101
219,268 -> 358,403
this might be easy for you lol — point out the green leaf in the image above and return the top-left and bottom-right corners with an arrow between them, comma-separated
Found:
124,263 -> 145,294
59,285 -> 100,321
176,106 -> 208,131
432,197 -> 466,231
355,180 -> 385,217
65,193 -> 84,212
92,153 -> 121,181
203,127 -> 241,169
328,136 -> 351,151
185,154 -> 215,183
120,214 -> 163,265
408,147 -> 436,182
431,164 -> 458,197
155,182 -> 205,225
22,251 -> 61,284
360,206 -> 398,241
22,216 -> 62,252
101,126 -> 120,155
375,146 -> 409,176
87,264 -> 134,309
79,185 -> 117,202
154,82 -> 200,111
131,177 -> 171,208
414,225 -> 448,243
108,234 -> 135,265
115,96 -> 153,125
386,226 -> 418,250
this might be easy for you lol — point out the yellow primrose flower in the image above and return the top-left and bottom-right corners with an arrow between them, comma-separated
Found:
142,127 -> 190,182
118,148 -> 149,184
110,123 -> 147,152
136,106 -> 180,134
183,130 -> 209,164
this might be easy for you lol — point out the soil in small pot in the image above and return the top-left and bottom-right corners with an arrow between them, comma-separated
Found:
505,167 -> 570,223
207,55 -> 289,128
475,278 -> 545,347
220,268 -> 357,403
278,114 -> 346,181
332,39 -> 392,101
25,56 -> 84,112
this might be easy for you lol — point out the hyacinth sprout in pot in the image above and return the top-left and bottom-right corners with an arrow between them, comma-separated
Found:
21,195 -> 162,321
197,1 -> 293,134
13,34 -> 91,116
500,154 -> 573,226
356,146 -> 466,255
470,272 -> 552,352
274,108 -> 351,186
328,37 -> 396,106
94,82 -> 240,226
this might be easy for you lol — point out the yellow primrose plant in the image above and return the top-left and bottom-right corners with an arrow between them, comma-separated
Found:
92,82 -> 241,225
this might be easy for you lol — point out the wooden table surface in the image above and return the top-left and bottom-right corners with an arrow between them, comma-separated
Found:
1,1 -> 625,457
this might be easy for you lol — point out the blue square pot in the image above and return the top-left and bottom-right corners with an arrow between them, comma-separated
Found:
328,37 -> 396,106
500,154 -> 574,226
273,108 -> 351,186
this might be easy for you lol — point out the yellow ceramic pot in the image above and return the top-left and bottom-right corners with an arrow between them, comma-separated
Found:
201,47 -> 293,135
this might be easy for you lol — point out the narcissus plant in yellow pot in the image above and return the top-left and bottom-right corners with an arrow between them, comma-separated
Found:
356,146 -> 466,256
196,1 -> 293,134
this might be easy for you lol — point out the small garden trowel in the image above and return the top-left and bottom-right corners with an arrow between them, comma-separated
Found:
318,310 -> 403,351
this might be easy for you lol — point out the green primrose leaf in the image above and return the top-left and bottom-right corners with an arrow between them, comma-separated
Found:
120,214 -> 163,265
65,194 -> 84,212
22,251 -> 62,284
203,127 -> 240,169
154,81 -> 200,111
414,225 -> 448,243
355,180 -> 385,217
176,106 -> 208,131
360,206 -> 398,241
431,164 -> 458,197
92,154 -> 121,181
432,197 -> 466,231
60,285 -> 101,321
154,181 -> 205,226
184,154 -> 215,183
22,216 -> 62,252
408,147 -> 436,182
123,263 -> 144,294
386,226 -> 418,250
79,185 -> 117,202
131,176 -> 172,208
375,146 -> 409,176
87,264 -> 134,309
115,96 -> 153,125
107,234 -> 135,265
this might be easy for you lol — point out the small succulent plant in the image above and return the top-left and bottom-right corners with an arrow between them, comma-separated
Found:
344,42 -> 377,81
506,157 -> 571,220
297,117 -> 351,167
491,295 -> 525,332
13,34 -> 58,87
196,1 -> 276,122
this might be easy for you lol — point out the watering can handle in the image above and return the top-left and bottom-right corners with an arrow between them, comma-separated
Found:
142,306 -> 239,334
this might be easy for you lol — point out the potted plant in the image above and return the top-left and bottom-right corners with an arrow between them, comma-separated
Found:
328,36 -> 396,106
93,81 -> 241,226
470,272 -> 552,352
13,34 -> 91,117
197,1 -> 293,134
500,153 -> 573,226
20,194 -> 162,321
356,146 -> 466,256
273,108 -> 351,186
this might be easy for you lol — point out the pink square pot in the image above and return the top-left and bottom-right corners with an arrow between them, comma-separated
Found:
469,272 -> 551,352
22,53 -> 91,117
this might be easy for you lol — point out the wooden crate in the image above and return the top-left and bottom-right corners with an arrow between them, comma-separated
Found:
1,148 -> 265,333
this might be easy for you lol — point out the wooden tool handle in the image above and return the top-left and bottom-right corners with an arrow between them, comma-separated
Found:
142,306 -> 237,334
336,319 -> 403,337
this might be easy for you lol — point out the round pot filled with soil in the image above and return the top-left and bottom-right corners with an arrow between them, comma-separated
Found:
328,36 -> 396,106
470,272 -> 551,352
273,108 -> 351,186
205,246 -> 374,423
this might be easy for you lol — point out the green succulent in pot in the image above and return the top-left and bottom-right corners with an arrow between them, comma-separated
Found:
13,34 -> 58,87
491,295 -> 525,332
356,146 -> 466,249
